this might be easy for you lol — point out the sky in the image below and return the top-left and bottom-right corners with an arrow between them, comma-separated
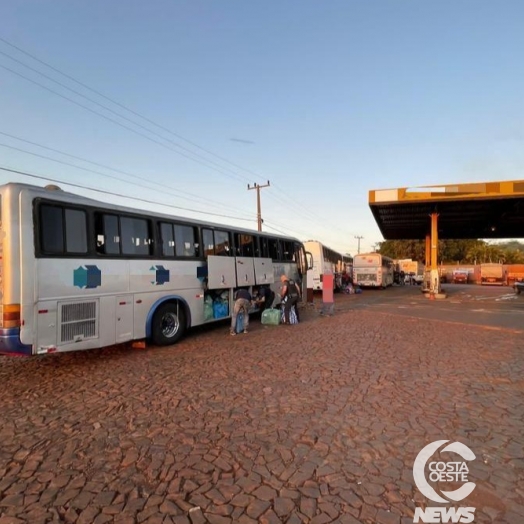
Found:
1,0 -> 523,255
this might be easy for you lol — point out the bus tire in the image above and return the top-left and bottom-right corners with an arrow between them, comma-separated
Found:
151,302 -> 186,346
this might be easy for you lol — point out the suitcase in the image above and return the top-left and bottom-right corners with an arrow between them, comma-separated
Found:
235,312 -> 245,333
261,308 -> 281,325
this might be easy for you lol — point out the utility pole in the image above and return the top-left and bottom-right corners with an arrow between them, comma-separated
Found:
354,235 -> 364,254
247,180 -> 270,231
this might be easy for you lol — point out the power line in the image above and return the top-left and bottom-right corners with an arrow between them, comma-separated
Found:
0,39 -> 329,228
263,222 -> 292,237
0,35 -> 265,182
0,131 -> 256,219
0,38 -> 357,242
0,165 -> 254,222
0,39 -> 332,232
0,48 -> 257,184
0,142 -> 256,217
264,219 -> 317,241
0,63 -> 250,185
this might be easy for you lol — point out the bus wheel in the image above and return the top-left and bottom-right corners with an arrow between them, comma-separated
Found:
152,302 -> 186,346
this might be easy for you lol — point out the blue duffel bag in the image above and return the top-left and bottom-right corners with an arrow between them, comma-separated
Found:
213,300 -> 229,319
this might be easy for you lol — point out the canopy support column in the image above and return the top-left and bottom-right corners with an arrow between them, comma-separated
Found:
423,234 -> 431,292
430,213 -> 440,294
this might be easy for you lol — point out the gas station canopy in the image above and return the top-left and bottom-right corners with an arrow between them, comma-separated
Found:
369,180 -> 524,240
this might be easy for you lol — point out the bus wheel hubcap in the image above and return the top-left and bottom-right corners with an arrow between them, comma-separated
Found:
162,312 -> 179,338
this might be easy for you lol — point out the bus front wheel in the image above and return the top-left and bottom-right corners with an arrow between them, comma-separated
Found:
151,302 -> 186,346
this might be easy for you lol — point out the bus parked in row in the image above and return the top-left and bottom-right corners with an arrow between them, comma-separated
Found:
304,240 -> 352,291
352,253 -> 394,288
0,182 -> 309,356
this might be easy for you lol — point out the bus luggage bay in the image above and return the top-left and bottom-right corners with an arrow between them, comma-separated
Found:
0,182 -> 308,356
352,252 -> 394,288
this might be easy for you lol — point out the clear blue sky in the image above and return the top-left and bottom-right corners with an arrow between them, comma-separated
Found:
1,0 -> 523,254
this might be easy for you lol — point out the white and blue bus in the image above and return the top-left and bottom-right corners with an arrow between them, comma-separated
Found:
0,182 -> 309,356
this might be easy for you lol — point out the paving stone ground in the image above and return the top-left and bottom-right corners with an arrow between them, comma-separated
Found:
0,288 -> 523,523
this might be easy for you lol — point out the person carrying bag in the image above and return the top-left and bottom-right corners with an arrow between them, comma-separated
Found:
280,275 -> 300,324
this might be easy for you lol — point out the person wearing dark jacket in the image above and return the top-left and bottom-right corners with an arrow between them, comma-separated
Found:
256,285 -> 275,313
280,275 -> 300,324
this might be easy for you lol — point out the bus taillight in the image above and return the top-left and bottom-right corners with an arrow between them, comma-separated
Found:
2,304 -> 21,328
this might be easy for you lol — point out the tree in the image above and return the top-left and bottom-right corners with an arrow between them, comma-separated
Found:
376,239 -> 524,264
377,240 -> 426,261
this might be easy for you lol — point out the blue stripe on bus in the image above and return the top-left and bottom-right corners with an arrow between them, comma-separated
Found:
145,296 -> 192,339
0,328 -> 33,356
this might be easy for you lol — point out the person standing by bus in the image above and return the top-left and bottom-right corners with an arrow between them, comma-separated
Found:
230,288 -> 252,335
280,275 -> 300,324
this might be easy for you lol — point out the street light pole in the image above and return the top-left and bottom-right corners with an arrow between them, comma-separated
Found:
247,181 -> 270,231
354,235 -> 364,254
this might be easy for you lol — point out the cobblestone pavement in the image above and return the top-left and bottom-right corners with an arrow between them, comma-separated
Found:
0,290 -> 523,523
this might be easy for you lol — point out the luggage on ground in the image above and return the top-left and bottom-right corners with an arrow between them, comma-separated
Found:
261,308 -> 281,325
281,305 -> 298,324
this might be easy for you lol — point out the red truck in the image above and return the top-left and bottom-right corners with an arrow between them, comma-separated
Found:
452,269 -> 469,284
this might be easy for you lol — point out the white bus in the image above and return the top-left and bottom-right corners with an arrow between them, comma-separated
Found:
0,182 -> 309,356
353,253 -> 394,288
304,240 -> 350,291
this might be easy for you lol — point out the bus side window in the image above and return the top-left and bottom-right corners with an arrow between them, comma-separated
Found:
243,235 -> 254,256
233,232 -> 242,256
121,217 -> 152,256
233,233 -> 254,257
282,241 -> 294,261
65,209 -> 88,254
95,214 -> 120,255
174,224 -> 198,257
214,230 -> 231,256
160,223 -> 175,257
202,228 -> 214,256
259,236 -> 269,258
253,236 -> 262,257
268,238 -> 280,260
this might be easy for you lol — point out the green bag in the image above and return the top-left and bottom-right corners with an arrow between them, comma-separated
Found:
204,302 -> 214,321
261,308 -> 281,325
